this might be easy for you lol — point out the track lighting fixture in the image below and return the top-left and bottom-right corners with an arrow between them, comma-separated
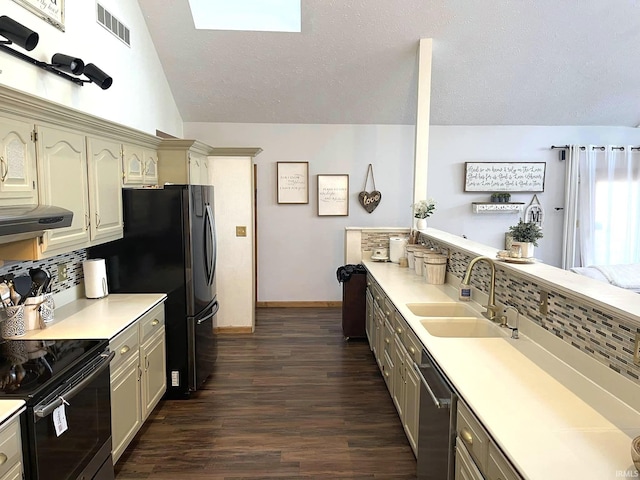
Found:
0,16 -> 113,90
51,53 -> 84,76
82,63 -> 113,90
0,15 -> 39,51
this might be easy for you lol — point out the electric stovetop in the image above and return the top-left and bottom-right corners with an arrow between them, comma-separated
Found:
0,338 -> 108,402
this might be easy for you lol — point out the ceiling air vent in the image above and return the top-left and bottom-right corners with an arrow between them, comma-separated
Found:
97,3 -> 130,47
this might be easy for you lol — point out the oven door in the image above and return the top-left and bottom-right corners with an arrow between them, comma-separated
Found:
26,350 -> 115,480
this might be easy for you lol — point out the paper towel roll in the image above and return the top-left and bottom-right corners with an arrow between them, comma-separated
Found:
389,236 -> 408,263
83,259 -> 109,299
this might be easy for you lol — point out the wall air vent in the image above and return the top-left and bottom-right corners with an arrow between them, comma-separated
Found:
97,3 -> 130,47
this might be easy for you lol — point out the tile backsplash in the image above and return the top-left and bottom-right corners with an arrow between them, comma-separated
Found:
361,230 -> 410,251
0,249 -> 86,294
420,234 -> 640,385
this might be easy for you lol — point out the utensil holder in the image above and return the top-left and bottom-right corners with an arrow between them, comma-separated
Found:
23,293 -> 54,330
0,306 -> 26,339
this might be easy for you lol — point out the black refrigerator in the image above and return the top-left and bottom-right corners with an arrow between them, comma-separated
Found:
88,184 -> 218,398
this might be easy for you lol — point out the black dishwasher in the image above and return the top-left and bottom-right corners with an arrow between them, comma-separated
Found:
414,348 -> 458,480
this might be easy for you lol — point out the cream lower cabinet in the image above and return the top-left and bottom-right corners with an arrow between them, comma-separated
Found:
110,303 -> 166,463
365,287 -> 374,347
0,114 -> 38,206
457,400 -> 523,480
0,414 -> 23,480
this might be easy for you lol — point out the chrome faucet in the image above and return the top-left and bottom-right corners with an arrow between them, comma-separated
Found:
461,256 -> 498,321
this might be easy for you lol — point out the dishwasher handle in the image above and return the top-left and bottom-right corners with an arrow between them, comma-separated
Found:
414,361 -> 452,409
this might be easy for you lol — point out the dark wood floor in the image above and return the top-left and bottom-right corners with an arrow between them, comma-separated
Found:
115,308 -> 417,479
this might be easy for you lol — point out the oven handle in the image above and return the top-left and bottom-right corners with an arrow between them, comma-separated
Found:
34,351 -> 115,419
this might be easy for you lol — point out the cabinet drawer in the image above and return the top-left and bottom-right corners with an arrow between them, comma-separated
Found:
456,438 -> 484,480
393,310 -> 406,339
110,322 -> 139,372
457,401 -> 489,473
404,327 -> 423,364
139,303 -> 165,344
0,419 -> 21,480
488,442 -> 522,480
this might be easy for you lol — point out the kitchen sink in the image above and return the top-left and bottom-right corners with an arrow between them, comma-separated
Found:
419,318 -> 504,338
406,302 -> 481,318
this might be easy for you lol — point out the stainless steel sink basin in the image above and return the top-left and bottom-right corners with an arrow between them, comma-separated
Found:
419,318 -> 504,338
406,302 -> 481,318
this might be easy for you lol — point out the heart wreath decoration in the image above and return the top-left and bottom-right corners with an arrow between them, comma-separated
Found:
358,164 -> 382,213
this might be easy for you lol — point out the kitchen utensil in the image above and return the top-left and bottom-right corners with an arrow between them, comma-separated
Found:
29,268 -> 49,296
0,283 -> 10,308
13,275 -> 32,304
7,281 -> 20,306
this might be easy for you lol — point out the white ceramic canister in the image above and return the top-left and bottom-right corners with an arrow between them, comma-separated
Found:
414,250 -> 425,276
406,245 -> 417,269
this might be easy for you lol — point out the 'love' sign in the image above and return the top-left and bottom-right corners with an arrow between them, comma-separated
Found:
358,190 -> 382,213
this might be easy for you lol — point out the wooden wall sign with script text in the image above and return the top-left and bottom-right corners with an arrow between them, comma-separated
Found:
464,162 -> 546,192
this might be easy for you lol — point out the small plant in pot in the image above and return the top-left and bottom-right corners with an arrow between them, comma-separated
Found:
501,192 -> 511,203
508,220 -> 543,258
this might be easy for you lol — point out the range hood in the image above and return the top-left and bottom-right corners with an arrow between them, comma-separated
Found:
0,205 -> 73,245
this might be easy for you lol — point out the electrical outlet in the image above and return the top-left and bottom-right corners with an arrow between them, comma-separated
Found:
57,263 -> 69,282
539,291 -> 548,315
634,334 -> 640,366
236,226 -> 247,237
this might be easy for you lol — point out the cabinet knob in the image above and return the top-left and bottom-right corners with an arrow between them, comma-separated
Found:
0,453 -> 7,465
120,345 -> 130,355
384,370 -> 389,378
460,427 -> 473,445
409,346 -> 416,355
396,327 -> 403,334
151,319 -> 160,326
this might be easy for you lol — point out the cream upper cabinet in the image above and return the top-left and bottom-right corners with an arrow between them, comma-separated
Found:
157,139 -> 213,185
87,136 -> 123,244
37,125 -> 91,253
123,144 -> 158,186
0,115 -> 38,206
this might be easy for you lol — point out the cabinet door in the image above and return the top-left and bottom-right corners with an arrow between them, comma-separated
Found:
87,137 -> 123,244
200,155 -> 210,185
36,125 -> 90,254
0,462 -> 22,480
143,148 -> 158,185
392,336 -> 405,419
122,144 -> 143,186
110,354 -> 141,463
404,353 -> 420,455
456,439 -> 485,480
365,289 -> 373,349
188,152 -> 202,184
141,327 -> 166,420
0,115 -> 37,205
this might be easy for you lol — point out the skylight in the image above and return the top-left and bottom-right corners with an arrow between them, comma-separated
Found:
188,0 -> 301,33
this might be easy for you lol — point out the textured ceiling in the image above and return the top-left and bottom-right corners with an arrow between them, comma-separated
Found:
137,0 -> 640,126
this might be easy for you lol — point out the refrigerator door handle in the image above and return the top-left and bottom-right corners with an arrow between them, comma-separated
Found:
196,300 -> 219,325
204,204 -> 217,286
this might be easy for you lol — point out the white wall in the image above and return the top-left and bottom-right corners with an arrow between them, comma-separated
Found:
185,122 -> 416,302
427,126 -> 640,267
1,0 -> 182,136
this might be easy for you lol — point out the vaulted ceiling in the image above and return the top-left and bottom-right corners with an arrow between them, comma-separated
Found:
137,0 -> 640,126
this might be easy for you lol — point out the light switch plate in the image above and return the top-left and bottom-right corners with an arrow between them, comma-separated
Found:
236,226 -> 247,237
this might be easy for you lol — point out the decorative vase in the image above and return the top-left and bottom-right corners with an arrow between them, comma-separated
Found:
512,241 -> 534,258
415,218 -> 427,230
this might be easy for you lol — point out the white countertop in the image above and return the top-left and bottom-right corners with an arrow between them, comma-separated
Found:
0,401 -> 24,426
20,293 -> 167,340
364,260 -> 640,480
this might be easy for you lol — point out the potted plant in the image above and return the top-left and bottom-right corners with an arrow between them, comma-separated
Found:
491,192 -> 500,203
508,220 -> 543,258
411,199 -> 436,230
501,192 -> 511,203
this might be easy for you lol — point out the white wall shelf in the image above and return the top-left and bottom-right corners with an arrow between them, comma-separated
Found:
472,202 -> 524,214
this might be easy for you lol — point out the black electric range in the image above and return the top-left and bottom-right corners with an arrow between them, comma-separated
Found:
0,338 -> 115,480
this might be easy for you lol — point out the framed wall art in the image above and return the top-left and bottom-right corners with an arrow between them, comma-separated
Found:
317,174 -> 349,216
464,162 -> 546,192
13,0 -> 65,31
277,161 -> 309,204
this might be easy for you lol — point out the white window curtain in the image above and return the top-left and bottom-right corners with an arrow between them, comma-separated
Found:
562,145 -> 640,268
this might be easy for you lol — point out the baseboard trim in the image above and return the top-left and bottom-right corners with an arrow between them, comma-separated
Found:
256,301 -> 342,308
214,326 -> 254,334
